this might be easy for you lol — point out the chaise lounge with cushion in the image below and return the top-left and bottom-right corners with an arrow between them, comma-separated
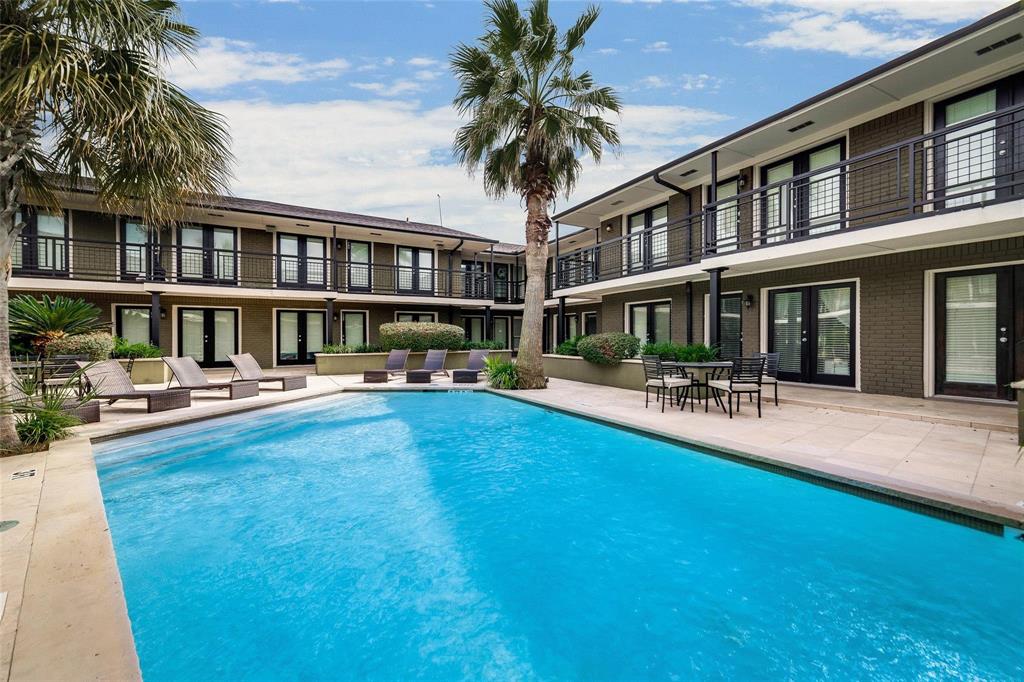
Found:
228,353 -> 307,390
77,360 -> 191,413
453,349 -> 490,384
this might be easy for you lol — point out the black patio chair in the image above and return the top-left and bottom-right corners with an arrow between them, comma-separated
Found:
707,356 -> 766,418
641,354 -> 693,413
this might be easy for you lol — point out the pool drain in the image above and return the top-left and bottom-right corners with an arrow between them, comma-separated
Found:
10,469 -> 35,480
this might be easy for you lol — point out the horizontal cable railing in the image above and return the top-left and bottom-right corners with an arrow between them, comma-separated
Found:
11,237 -> 495,299
554,103 -> 1024,290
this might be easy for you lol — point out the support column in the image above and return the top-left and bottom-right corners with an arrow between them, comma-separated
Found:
325,298 -> 334,345
556,296 -> 566,346
149,291 -> 161,348
484,306 -> 492,342
685,281 -> 693,345
554,221 -> 560,289
705,267 -> 727,348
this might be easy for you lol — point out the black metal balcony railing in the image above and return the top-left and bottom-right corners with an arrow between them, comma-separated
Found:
11,237 -> 501,300
554,103 -> 1024,289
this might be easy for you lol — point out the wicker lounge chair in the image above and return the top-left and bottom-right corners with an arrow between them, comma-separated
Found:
641,355 -> 693,412
422,349 -> 449,377
164,356 -> 259,399
77,360 -> 191,413
708,357 -> 766,418
228,353 -> 307,390
384,349 -> 410,379
453,349 -> 489,384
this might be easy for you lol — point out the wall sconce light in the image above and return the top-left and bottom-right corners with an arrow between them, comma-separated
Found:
743,294 -> 755,309
604,224 -> 613,232
333,314 -> 339,322
160,307 -> 167,319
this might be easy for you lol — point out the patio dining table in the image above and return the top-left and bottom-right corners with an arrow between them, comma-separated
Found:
662,360 -> 734,405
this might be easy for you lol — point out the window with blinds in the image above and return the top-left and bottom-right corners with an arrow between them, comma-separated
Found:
944,273 -> 997,384
772,291 -> 803,375
815,286 -> 852,377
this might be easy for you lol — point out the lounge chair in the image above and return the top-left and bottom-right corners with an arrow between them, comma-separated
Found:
453,349 -> 489,384
641,355 -> 693,413
77,360 -> 191,413
707,357 -> 766,418
384,349 -> 410,379
228,353 -> 307,390
164,356 -> 259,399
753,352 -> 780,406
422,349 -> 449,377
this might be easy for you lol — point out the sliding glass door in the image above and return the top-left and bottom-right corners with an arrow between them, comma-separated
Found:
178,308 -> 238,368
935,266 -> 1020,400
769,282 -> 855,386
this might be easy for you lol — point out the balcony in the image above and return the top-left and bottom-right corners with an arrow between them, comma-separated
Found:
11,237 -> 509,301
554,103 -> 1024,290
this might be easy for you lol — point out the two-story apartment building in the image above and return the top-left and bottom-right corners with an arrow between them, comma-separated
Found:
547,4 -> 1024,402
11,189 -> 529,369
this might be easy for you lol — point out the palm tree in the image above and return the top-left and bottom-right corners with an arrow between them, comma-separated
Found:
451,0 -> 620,389
9,294 -> 107,353
0,0 -> 232,446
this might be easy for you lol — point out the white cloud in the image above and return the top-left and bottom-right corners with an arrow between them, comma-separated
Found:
350,80 -> 426,96
747,11 -> 935,57
166,37 -> 350,90
414,69 -> 445,81
407,57 -> 440,67
205,98 -> 729,242
642,40 -> 671,53
637,75 -> 671,89
634,73 -> 724,93
595,47 -> 620,55
355,56 -> 396,72
741,0 -> 1005,23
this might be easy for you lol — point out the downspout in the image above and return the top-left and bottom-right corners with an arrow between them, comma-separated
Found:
449,239 -> 463,297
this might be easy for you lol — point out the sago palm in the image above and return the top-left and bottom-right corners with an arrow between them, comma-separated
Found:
0,0 -> 233,446
452,0 -> 620,389
9,294 -> 107,352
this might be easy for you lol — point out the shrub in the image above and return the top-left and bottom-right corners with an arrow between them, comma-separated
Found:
555,335 -> 585,356
484,355 -> 520,389
9,294 -> 107,353
320,343 -> 346,354
111,336 -> 162,359
319,343 -> 384,354
676,343 -> 719,362
463,340 -> 505,350
378,322 -> 465,352
16,409 -> 82,446
577,332 -> 640,366
45,331 -> 115,361
3,367 -> 95,447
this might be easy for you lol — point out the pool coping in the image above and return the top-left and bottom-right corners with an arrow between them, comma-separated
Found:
3,386 -> 1020,681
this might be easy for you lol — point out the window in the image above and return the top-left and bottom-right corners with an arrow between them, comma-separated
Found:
493,317 -> 510,348
14,208 -> 67,273
278,234 -> 326,288
625,204 -> 668,272
583,312 -> 598,336
708,178 -> 740,252
463,316 -> 485,342
565,313 -> 579,339
397,247 -> 434,293
396,312 -> 436,323
347,241 -> 371,291
115,306 -> 151,346
718,294 -> 743,359
759,139 -> 845,240
462,261 -> 487,298
177,225 -> 236,282
121,219 -> 157,280
341,311 -> 368,346
628,301 -> 670,346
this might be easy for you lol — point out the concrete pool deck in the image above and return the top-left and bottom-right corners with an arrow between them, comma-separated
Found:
0,371 -> 1020,680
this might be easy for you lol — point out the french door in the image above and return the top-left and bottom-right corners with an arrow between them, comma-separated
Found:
462,261 -> 486,298
718,294 -> 743,359
177,225 -> 236,283
14,209 -> 67,275
178,308 -> 239,368
935,266 -> 1021,400
494,263 -> 510,301
626,204 -> 668,272
347,241 -> 371,292
278,234 -> 326,289
277,310 -> 325,365
769,282 -> 856,387
397,247 -> 434,294
121,219 -> 164,281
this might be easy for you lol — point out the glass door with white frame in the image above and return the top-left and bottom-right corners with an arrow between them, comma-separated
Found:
178,308 -> 238,368
398,247 -> 434,294
493,317 -> 510,349
277,310 -> 326,365
341,311 -> 368,346
178,226 -> 236,283
347,241 -> 371,292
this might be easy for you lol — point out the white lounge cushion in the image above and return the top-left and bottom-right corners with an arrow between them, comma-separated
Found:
761,375 -> 777,384
647,377 -> 692,388
708,379 -> 761,392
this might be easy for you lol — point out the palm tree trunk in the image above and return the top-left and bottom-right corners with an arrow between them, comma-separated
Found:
0,117 -> 29,448
516,188 -> 551,389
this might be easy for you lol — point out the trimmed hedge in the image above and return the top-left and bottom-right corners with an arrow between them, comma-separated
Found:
577,332 -> 640,366
378,322 -> 465,352
46,332 -> 115,361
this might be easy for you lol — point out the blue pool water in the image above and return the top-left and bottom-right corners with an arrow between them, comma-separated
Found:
96,392 -> 1024,680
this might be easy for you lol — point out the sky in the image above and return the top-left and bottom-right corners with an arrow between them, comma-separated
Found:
170,0 -> 1007,243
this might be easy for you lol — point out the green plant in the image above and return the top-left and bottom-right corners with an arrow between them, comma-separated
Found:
451,0 -> 620,388
555,335 -> 586,356
111,337 -> 162,359
45,332 -> 115,361
379,322 -> 465,352
641,341 -> 684,360
577,332 -> 640,366
484,355 -> 520,389
676,343 -> 719,363
463,340 -> 505,350
2,363 -> 96,448
9,295 -> 107,353
320,344 -> 346,354
320,343 -> 386,354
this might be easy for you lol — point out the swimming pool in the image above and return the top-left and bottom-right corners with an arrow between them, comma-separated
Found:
96,392 -> 1024,680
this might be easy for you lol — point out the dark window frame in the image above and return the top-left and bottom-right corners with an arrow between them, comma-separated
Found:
396,246 -> 436,294
340,310 -> 369,346
14,206 -> 69,276
276,232 -> 327,290
396,311 -> 437,323
275,309 -> 327,365
175,224 -> 238,285
176,306 -> 240,368
346,240 -> 372,293
626,202 -> 669,271
114,305 -> 152,346
627,300 -> 672,345
758,137 -> 847,242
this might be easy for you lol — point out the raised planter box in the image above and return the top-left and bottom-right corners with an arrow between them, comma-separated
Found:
542,354 -> 644,391
316,350 -> 511,376
1014,380 -> 1023,446
116,358 -> 171,385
